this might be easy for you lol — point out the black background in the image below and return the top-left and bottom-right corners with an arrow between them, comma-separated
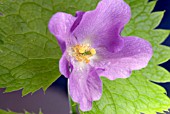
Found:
0,0 -> 170,114
153,0 -> 170,99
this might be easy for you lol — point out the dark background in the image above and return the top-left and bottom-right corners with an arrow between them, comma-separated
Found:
0,0 -> 170,114
154,0 -> 170,99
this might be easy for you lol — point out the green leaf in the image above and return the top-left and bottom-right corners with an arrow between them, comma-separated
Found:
0,0 -> 63,95
0,109 -> 43,114
0,110 -> 16,114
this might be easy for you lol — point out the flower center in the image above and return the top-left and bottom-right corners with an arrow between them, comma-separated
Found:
72,44 -> 96,63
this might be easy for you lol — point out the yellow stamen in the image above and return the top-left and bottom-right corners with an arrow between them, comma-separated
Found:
72,44 -> 96,63
79,47 -> 86,53
90,48 -> 96,55
85,58 -> 90,63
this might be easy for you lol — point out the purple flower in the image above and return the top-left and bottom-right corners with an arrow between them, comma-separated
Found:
48,0 -> 152,111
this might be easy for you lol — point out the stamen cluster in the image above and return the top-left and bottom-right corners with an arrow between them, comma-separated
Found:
72,44 -> 96,63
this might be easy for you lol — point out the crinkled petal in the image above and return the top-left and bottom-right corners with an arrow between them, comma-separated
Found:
48,11 -> 86,52
59,52 -> 70,78
93,36 -> 152,80
71,11 -> 85,32
69,64 -> 102,111
72,0 -> 131,52
48,12 -> 76,52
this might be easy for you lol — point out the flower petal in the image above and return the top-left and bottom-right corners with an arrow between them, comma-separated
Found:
69,65 -> 102,111
59,52 -> 70,78
70,11 -> 85,32
72,0 -> 131,52
48,12 -> 76,52
93,36 -> 152,80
